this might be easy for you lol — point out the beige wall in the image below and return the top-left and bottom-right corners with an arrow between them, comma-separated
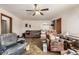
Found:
59,6 -> 79,36
23,6 -> 79,36
0,8 -> 51,35
0,14 -> 1,34
22,20 -> 51,32
1,6 -> 79,36
0,8 -> 23,36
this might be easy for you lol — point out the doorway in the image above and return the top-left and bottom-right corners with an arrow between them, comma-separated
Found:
53,18 -> 61,34
1,20 -> 8,34
0,13 -> 12,34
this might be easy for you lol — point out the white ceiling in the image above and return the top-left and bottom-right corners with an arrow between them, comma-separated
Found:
0,4 -> 78,20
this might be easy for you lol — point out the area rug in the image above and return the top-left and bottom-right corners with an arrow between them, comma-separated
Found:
23,38 -> 59,55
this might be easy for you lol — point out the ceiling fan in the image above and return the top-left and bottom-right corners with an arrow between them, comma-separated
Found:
26,4 -> 49,16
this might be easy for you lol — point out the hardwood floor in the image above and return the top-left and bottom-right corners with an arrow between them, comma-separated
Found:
22,38 -> 79,55
23,38 -> 60,55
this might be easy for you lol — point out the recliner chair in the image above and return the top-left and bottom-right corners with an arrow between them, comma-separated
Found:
0,33 -> 26,55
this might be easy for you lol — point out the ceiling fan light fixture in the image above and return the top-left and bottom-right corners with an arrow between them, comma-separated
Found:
26,4 -> 49,16
35,11 -> 40,15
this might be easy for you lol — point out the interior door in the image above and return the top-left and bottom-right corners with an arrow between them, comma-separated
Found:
56,18 -> 61,34
1,20 -> 7,34
0,13 -> 12,34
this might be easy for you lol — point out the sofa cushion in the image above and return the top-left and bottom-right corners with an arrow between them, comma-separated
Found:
0,33 -> 17,47
0,45 -> 6,54
2,43 -> 26,55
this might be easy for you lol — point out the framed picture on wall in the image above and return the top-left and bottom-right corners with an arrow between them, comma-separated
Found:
29,25 -> 31,28
25,24 -> 28,27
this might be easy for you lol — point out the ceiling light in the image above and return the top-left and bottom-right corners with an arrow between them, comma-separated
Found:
36,11 -> 40,15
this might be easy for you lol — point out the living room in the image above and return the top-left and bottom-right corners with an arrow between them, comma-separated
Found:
0,4 -> 79,55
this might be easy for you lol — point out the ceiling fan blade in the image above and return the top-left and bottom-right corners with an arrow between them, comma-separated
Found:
26,10 -> 34,11
41,8 -> 49,11
34,4 -> 37,10
34,4 -> 37,8
33,12 -> 36,16
40,12 -> 44,15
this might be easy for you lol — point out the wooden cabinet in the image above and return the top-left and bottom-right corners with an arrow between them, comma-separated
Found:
52,18 -> 61,34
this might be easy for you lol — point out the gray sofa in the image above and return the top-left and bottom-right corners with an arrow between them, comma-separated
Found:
0,33 -> 26,55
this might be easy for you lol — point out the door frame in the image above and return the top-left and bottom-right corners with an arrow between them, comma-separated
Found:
0,13 -> 12,34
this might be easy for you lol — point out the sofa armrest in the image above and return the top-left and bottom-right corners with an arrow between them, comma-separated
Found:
17,38 -> 25,41
0,45 -> 6,54
17,38 -> 25,44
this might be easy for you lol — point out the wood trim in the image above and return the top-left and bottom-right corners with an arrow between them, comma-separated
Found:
56,18 -> 61,34
1,13 -> 12,18
0,13 -> 12,33
53,18 -> 61,34
0,14 -> 1,34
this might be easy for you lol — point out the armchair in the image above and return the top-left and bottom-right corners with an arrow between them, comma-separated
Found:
46,30 -> 64,52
